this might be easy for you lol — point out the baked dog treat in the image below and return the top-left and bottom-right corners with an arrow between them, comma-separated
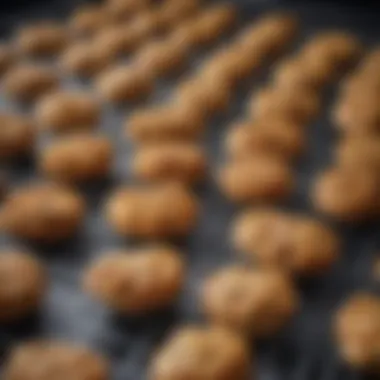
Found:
218,155 -> 294,204
3,341 -> 109,380
332,93 -> 380,135
134,39 -> 188,78
2,182 -> 85,243
60,42 -> 111,78
187,3 -> 237,47
15,22 -> 68,57
69,4 -> 111,38
39,134 -> 112,183
201,266 -> 298,336
249,85 -> 321,125
312,165 -> 380,222
125,9 -> 168,42
301,31 -> 362,72
36,91 -> 100,133
84,246 -> 184,313
199,46 -> 258,88
0,113 -> 35,160
335,293 -> 380,371
106,0 -> 149,22
126,104 -> 205,143
232,209 -> 340,275
336,136 -> 380,169
160,0 -> 201,28
131,143 -> 206,185
148,326 -> 250,380
272,54 -> 335,91
174,75 -> 232,117
238,12 -> 298,57
0,44 -> 15,77
106,183 -> 198,239
0,250 -> 47,322
0,171 -> 7,201
225,119 -> 305,161
93,24 -> 139,61
3,64 -> 59,103
96,64 -> 154,104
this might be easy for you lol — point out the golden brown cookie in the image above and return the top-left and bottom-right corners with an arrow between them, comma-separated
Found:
105,183 -> 198,239
3,64 -> 59,103
134,39 -> 188,78
199,46 -> 258,88
69,4 -> 111,38
126,104 -> 205,143
0,250 -> 47,322
36,91 -> 100,133
148,326 -> 250,380
16,22 -> 68,57
4,341 -> 109,380
238,12 -> 298,57
232,209 -> 340,275
2,182 -> 85,243
93,24 -> 139,61
96,64 -> 154,104
187,3 -> 237,46
333,93 -> 380,135
39,134 -> 112,183
131,143 -> 206,184
160,0 -> 201,28
335,293 -> 380,371
249,85 -> 321,125
0,113 -> 35,160
106,0 -> 149,22
272,54 -> 335,91
312,165 -> 380,222
0,44 -> 15,77
60,42 -> 111,78
218,155 -> 294,204
174,75 -> 231,117
201,266 -> 298,337
84,246 -> 184,313
336,136 -> 380,169
302,31 -> 362,71
225,119 -> 305,160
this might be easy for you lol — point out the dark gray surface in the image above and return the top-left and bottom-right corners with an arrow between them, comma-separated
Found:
1,1 -> 380,379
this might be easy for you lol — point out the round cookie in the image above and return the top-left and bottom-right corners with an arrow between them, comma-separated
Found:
201,266 -> 298,336
132,143 -> 206,185
0,113 -> 35,161
39,134 -> 112,183
249,85 -> 321,125
126,104 -> 205,143
312,165 -> 380,222
36,91 -> 100,133
148,326 -> 250,380
60,42 -> 111,78
0,44 -> 15,77
225,119 -> 305,161
218,155 -> 294,204
232,209 -> 340,275
134,39 -> 188,78
3,64 -> 59,103
2,182 -> 85,243
84,246 -> 184,313
96,64 -> 154,104
105,183 -> 198,239
69,5 -> 111,38
3,341 -> 109,380
335,293 -> 380,371
0,250 -> 47,322
16,22 -> 68,57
